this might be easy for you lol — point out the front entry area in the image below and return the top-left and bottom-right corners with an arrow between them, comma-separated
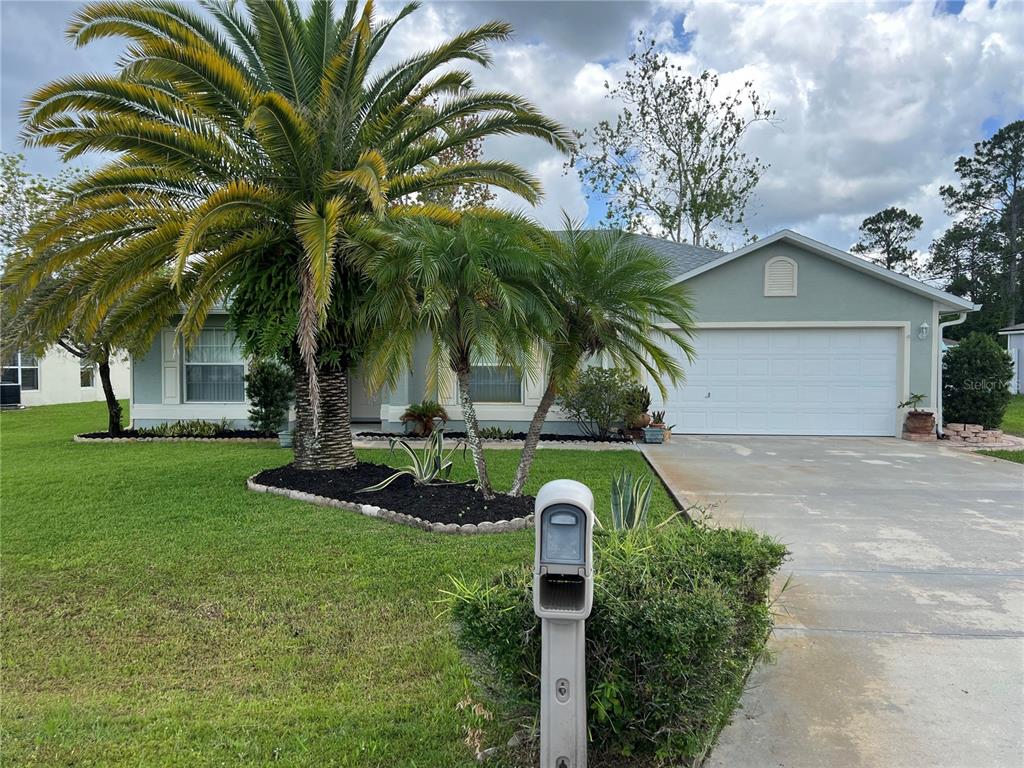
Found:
655,327 -> 901,436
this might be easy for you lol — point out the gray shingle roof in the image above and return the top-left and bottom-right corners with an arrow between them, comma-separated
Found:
555,230 -> 724,277
619,232 -> 724,276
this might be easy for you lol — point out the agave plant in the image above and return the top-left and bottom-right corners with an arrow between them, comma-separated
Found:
358,429 -> 467,492
5,0 -> 572,472
610,469 -> 654,531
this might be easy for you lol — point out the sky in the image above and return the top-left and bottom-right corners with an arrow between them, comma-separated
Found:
2,0 -> 1022,255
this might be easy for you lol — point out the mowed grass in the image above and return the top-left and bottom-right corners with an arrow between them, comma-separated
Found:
1002,394 -> 1024,436
1,401 -> 675,767
978,449 -> 1024,464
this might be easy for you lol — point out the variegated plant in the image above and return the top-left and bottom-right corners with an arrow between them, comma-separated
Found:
358,429 -> 467,492
610,468 -> 654,531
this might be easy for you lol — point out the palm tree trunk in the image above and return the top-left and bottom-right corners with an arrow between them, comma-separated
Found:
455,366 -> 494,499
292,365 -> 357,470
509,378 -> 558,497
97,347 -> 123,436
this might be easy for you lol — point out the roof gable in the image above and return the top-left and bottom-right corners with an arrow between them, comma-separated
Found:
673,229 -> 977,312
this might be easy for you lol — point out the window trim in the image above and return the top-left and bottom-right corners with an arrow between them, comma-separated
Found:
183,330 -> 247,404
2,351 -> 40,391
764,256 -> 798,297
80,360 -> 97,388
466,364 -> 524,404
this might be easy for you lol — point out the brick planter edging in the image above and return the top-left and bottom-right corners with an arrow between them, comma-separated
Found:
246,474 -> 534,535
74,434 -> 278,444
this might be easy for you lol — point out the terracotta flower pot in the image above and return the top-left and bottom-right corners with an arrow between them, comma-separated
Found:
904,411 -> 935,435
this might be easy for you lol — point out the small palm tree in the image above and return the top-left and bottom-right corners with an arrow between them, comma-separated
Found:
357,214 -> 553,498
509,217 -> 699,496
6,0 -> 571,470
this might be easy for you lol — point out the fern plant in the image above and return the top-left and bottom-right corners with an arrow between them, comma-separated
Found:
358,430 -> 466,492
610,469 -> 654,531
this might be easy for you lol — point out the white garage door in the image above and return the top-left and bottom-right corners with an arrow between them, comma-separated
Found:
656,328 -> 900,436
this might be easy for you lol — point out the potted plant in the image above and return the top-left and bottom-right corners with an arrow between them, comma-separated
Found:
400,400 -> 449,437
245,358 -> 294,447
623,384 -> 652,440
899,393 -> 935,436
648,410 -> 673,443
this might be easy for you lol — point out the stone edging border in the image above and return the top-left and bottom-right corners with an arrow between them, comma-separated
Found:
74,434 -> 278,444
246,474 -> 534,535
355,434 -> 635,448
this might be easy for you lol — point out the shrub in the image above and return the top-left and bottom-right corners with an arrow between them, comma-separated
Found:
401,400 -> 449,436
943,333 -> 1013,428
446,524 -> 787,763
556,368 -> 635,437
245,358 -> 293,433
479,425 -> 516,439
137,419 -> 225,437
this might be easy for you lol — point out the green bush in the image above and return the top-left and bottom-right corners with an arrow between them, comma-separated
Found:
137,419 -> 228,437
556,368 -> 636,437
245,358 -> 293,433
479,425 -> 516,439
446,524 -> 787,763
943,333 -> 1013,428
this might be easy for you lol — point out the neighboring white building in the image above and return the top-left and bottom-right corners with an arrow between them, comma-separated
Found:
999,323 -> 1024,395
2,347 -> 131,406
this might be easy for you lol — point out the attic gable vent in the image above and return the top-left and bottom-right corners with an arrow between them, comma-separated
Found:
764,256 -> 798,297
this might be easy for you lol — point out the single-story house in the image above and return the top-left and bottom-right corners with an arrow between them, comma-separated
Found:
998,323 -> 1023,395
2,347 -> 130,407
129,229 -> 978,437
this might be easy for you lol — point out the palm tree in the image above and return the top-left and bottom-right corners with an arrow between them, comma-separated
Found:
356,214 -> 554,498
6,0 -> 572,470
509,217 -> 699,497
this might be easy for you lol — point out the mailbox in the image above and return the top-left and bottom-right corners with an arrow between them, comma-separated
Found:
533,479 -> 595,768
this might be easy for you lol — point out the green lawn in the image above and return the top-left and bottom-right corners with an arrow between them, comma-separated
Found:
1,401 -> 675,767
978,449 -> 1024,464
1002,394 -> 1024,436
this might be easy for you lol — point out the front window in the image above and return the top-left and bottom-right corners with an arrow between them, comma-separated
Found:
469,365 -> 521,403
185,329 -> 245,402
80,360 -> 96,388
2,352 -> 39,391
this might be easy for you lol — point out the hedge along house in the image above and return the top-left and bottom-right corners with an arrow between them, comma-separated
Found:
129,230 -> 977,437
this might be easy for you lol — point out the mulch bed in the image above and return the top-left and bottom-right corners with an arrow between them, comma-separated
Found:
252,462 -> 534,525
356,430 -> 632,444
78,429 -> 276,439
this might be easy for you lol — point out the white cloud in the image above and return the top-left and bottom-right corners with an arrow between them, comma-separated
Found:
3,0 -> 1022,253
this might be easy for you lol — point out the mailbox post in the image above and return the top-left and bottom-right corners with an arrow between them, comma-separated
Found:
533,480 -> 595,768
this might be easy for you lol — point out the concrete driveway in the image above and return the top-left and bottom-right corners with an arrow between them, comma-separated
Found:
641,436 -> 1024,768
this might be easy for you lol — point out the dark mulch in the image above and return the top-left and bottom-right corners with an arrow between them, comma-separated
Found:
253,462 -> 535,525
356,430 -> 632,444
79,429 -> 276,439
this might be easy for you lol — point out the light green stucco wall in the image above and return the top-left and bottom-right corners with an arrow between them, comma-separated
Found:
680,241 -> 939,406
131,314 -> 230,405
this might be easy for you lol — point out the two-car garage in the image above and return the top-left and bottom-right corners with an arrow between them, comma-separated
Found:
654,326 -> 901,437
643,230 -> 976,439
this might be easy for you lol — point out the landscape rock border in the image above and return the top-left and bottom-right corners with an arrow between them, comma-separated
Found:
246,474 -> 534,535
74,434 -> 278,444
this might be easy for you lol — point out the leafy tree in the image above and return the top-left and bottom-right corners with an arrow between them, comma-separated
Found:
6,0 -> 571,471
942,332 -> 1013,428
510,219 -> 697,495
356,213 -> 552,498
925,220 -> 1005,337
938,120 -> 1024,327
568,32 -> 774,247
850,206 -> 923,273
